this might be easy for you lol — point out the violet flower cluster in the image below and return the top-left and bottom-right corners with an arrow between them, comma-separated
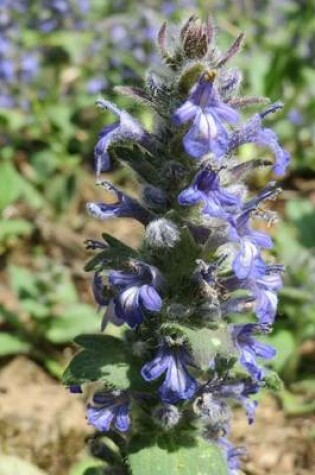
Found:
66,15 -> 289,474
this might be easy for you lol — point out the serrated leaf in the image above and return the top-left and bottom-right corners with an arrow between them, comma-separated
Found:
0,457 -> 47,475
128,437 -> 227,475
46,304 -> 100,344
0,333 -> 30,356
63,334 -> 140,389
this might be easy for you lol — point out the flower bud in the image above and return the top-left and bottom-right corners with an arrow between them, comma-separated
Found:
153,404 -> 181,430
145,219 -> 180,248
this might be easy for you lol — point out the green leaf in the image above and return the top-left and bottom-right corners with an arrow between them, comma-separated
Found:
128,437 -> 227,475
52,269 -> 78,304
175,325 -> 232,372
279,389 -> 315,416
112,144 -> 161,185
0,457 -> 47,475
0,219 -> 33,242
46,304 -> 100,344
63,334 -> 140,389
0,333 -> 30,356
8,265 -> 38,298
69,458 -> 104,475
82,469 -> 104,475
0,162 -> 22,210
21,299 -> 50,319
84,242 -> 137,272
267,329 -> 297,374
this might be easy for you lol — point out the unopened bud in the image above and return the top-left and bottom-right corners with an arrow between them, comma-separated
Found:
153,404 -> 181,430
145,219 -> 180,248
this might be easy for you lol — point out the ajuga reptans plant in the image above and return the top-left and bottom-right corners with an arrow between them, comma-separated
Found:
64,15 -> 289,474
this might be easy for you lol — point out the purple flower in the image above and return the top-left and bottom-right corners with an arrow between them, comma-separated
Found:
86,180 -> 153,225
68,385 -> 82,394
0,58 -> 14,81
231,323 -> 276,380
207,378 -> 260,425
253,266 -> 283,324
228,208 -> 273,280
108,261 -> 164,329
224,262 -> 283,324
87,77 -> 107,94
141,344 -> 197,403
94,100 -> 150,175
217,437 -> 245,475
227,106 -> 290,176
87,390 -> 130,433
20,53 -> 39,82
178,168 -> 240,219
173,72 -> 239,159
92,272 -> 109,307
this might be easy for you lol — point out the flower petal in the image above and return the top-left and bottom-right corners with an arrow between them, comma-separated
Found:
139,284 -> 162,311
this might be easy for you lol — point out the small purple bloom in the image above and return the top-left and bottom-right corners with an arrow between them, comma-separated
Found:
141,344 -> 197,403
178,168 -> 240,219
109,260 -> 164,329
68,385 -> 82,394
20,53 -> 39,82
217,437 -> 245,475
254,268 -> 283,324
228,208 -> 273,280
87,390 -> 130,433
92,272 -> 109,307
207,378 -> 260,425
87,77 -> 107,94
86,180 -> 153,225
173,72 -> 239,159
231,323 -> 276,380
94,100 -> 150,175
227,108 -> 290,176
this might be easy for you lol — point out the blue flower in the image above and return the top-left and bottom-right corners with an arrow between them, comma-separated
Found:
94,100 -> 150,175
108,260 -> 164,329
68,385 -> 82,394
87,390 -> 130,433
227,106 -> 290,176
231,323 -> 276,380
207,377 -> 260,425
228,208 -> 273,280
178,168 -> 240,219
253,266 -> 283,324
173,72 -> 239,159
86,180 -> 153,225
141,344 -> 197,403
92,272 -> 109,307
224,262 -> 283,324
217,437 -> 245,475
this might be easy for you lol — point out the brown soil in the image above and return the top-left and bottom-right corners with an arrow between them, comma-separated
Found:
0,357 -> 91,475
232,396 -> 315,475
